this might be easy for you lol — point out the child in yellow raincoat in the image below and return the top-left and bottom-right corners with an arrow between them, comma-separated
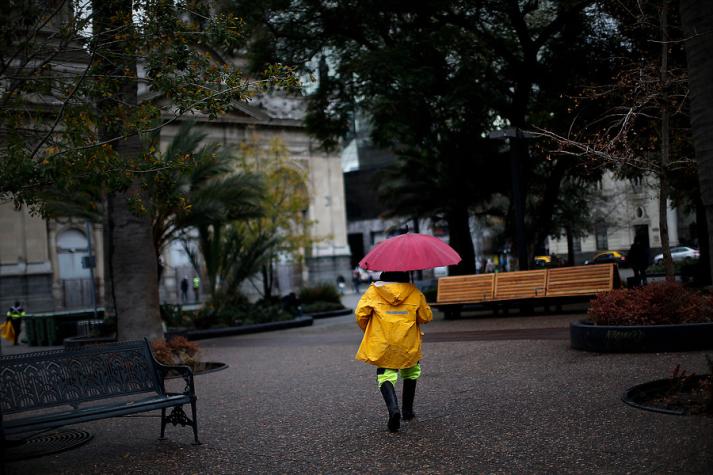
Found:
355,271 -> 433,432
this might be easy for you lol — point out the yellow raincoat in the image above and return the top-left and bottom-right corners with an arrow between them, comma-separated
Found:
355,282 -> 433,369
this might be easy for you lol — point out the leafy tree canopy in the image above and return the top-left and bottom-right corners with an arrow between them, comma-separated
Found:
0,0 -> 297,214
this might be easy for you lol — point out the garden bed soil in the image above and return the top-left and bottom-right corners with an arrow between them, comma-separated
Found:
570,320 -> 713,352
622,375 -> 713,416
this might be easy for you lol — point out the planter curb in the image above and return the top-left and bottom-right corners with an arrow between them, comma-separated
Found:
166,316 -> 314,341
305,307 -> 352,319
570,319 -> 713,353
621,376 -> 712,416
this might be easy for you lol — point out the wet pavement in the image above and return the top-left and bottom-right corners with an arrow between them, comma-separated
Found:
3,295 -> 712,474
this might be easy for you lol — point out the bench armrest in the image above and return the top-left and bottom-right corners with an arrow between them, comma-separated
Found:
155,362 -> 196,396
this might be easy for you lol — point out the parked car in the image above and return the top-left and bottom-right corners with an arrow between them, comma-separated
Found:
533,255 -> 551,267
584,250 -> 627,265
534,255 -> 560,267
653,246 -> 699,264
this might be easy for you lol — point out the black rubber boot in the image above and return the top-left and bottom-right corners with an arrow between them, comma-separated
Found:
380,381 -> 400,432
402,379 -> 417,421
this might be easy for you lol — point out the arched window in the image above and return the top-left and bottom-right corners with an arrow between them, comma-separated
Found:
57,229 -> 91,279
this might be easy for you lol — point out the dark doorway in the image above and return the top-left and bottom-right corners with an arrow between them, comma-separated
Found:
634,225 -> 650,249
348,233 -> 365,268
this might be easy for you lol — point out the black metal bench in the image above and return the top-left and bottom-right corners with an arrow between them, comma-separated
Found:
0,339 -> 200,461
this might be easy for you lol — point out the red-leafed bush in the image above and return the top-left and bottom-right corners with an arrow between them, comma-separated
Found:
588,282 -> 713,325
151,336 -> 200,366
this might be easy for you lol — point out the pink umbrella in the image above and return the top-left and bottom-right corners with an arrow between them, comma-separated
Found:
359,233 -> 462,272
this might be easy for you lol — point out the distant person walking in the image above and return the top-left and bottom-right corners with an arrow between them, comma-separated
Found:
6,301 -> 26,345
628,236 -> 650,285
355,271 -> 433,432
180,277 -> 189,303
352,266 -> 362,294
192,276 -> 200,302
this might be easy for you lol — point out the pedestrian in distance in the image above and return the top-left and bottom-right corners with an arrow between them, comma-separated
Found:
6,301 -> 26,346
192,276 -> 200,302
628,236 -> 650,286
354,271 -> 433,432
180,277 -> 189,303
336,275 -> 346,295
352,266 -> 362,294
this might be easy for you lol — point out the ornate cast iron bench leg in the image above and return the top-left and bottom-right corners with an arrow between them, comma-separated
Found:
160,404 -> 201,445
190,397 -> 200,445
160,408 -> 167,440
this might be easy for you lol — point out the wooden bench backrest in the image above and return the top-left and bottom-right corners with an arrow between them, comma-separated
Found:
0,340 -> 162,415
494,269 -> 547,300
437,274 -> 495,303
545,263 -> 614,297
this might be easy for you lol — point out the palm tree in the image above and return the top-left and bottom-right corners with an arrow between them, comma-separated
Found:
680,0 -> 713,284
184,224 -> 276,305
150,122 -> 266,282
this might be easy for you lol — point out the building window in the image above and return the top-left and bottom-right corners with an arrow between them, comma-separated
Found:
572,237 -> 582,253
595,223 -> 608,250
630,176 -> 643,193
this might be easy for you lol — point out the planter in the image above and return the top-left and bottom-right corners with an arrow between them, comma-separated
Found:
64,335 -> 117,350
166,316 -> 314,341
306,307 -> 352,319
622,375 -> 712,416
570,320 -> 713,352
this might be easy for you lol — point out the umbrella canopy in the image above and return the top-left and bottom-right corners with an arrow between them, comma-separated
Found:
359,233 -> 462,272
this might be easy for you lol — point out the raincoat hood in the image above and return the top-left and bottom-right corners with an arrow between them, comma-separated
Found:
373,281 -> 416,305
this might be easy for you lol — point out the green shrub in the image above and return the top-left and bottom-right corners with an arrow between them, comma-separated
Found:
299,283 -> 341,304
588,282 -> 713,325
302,301 -> 345,314
160,303 -> 193,328
421,286 -> 437,303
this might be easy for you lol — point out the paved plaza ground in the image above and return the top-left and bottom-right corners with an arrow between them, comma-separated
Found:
3,294 -> 712,474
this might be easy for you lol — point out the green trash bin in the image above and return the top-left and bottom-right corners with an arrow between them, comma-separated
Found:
34,316 -> 49,346
24,315 -> 37,346
46,313 -> 91,345
25,315 -> 49,346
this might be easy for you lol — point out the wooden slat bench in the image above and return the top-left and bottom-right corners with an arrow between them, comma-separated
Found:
545,264 -> 616,297
437,274 -> 495,304
433,264 -> 618,317
493,269 -> 548,300
1,339 -> 200,465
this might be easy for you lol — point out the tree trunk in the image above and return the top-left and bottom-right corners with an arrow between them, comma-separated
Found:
565,226 -> 576,266
694,196 -> 711,284
94,0 -> 162,340
108,181 -> 162,340
680,0 -> 713,285
658,2 -> 676,282
446,205 -> 476,275
533,159 -> 568,256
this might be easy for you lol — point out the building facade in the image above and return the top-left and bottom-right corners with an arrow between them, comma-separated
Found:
547,172 -> 692,263
0,95 -> 351,312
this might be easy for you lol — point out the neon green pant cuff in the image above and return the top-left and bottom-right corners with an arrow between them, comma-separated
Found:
376,364 -> 421,388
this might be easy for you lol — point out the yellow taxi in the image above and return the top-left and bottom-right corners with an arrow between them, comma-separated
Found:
585,250 -> 626,265
533,255 -> 551,267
